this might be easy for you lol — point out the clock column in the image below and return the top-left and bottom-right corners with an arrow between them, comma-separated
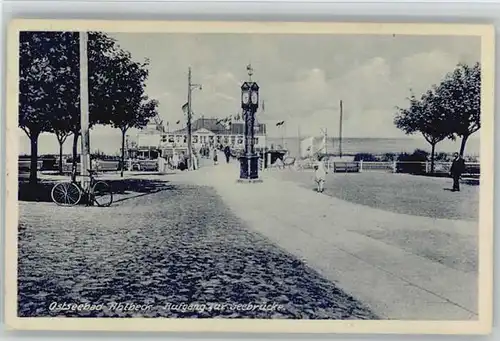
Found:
238,65 -> 262,183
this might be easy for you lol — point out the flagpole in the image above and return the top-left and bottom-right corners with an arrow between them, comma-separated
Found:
281,123 -> 284,149
297,125 -> 301,158
339,99 -> 343,158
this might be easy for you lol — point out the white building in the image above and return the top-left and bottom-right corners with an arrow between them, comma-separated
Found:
129,117 -> 268,159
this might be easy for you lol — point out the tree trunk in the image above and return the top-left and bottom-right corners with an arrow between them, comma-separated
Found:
430,142 -> 436,174
71,133 -> 79,181
29,133 -> 39,185
459,134 -> 469,156
121,129 -> 126,178
58,140 -> 64,175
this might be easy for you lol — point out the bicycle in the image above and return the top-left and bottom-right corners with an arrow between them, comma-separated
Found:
51,168 -> 113,207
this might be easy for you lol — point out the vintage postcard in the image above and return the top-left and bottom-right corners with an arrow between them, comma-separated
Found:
4,19 -> 494,334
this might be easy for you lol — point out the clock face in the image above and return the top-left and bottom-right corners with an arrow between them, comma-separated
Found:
242,91 -> 250,104
251,91 -> 258,104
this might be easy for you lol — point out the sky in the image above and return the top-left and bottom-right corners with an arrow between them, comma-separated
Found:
20,32 -> 481,155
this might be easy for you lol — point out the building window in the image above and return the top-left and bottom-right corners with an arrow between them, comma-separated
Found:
253,138 -> 259,145
193,136 -> 198,143
176,136 -> 180,143
217,136 -> 221,143
230,136 -> 236,144
237,137 -> 243,144
209,136 -> 214,142
224,136 -> 229,143
183,136 -> 187,143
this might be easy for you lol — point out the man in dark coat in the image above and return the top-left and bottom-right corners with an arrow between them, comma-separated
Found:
224,145 -> 231,163
450,152 -> 466,192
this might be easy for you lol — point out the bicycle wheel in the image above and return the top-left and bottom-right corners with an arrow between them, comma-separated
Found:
92,181 -> 113,207
51,182 -> 82,206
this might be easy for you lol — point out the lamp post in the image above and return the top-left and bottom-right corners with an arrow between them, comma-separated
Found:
238,65 -> 262,183
186,67 -> 202,170
79,31 -> 90,191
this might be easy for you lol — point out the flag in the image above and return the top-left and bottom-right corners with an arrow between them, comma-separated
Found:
276,120 -> 285,127
317,135 -> 326,153
181,102 -> 188,113
300,137 -> 315,158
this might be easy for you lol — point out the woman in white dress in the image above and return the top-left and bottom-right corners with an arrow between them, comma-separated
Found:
172,152 -> 179,170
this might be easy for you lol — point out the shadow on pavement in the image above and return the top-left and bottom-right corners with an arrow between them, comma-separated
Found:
18,178 -> 174,203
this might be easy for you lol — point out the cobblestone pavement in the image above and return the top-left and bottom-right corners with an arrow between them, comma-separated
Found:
18,182 -> 377,319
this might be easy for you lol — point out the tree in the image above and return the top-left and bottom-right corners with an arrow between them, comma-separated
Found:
435,62 -> 481,156
19,31 -> 155,182
19,32 -> 66,184
394,89 -> 452,173
106,50 -> 158,177
52,125 -> 72,174
19,31 -> 122,181
112,97 -> 159,177
64,32 -> 124,180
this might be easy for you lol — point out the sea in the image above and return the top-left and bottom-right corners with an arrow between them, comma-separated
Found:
267,137 -> 480,158
19,130 -> 480,159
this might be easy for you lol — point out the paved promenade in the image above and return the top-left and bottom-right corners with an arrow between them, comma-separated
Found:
180,161 -> 478,320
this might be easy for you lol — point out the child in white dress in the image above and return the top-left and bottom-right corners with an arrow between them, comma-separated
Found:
313,160 -> 327,193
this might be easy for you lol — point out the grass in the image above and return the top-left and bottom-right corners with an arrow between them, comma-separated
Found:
273,171 -> 479,221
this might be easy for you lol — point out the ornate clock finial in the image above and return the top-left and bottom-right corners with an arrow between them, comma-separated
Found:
246,63 -> 253,81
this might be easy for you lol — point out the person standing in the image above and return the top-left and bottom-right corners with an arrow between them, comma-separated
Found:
224,145 -> 231,163
157,155 -> 165,173
313,159 -> 327,193
172,151 -> 179,170
213,148 -> 218,165
450,152 -> 466,192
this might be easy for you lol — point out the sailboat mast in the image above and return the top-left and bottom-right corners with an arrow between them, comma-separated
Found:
339,100 -> 343,158
325,128 -> 328,156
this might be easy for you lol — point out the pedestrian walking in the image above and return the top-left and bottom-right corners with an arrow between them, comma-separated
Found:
213,148 -> 218,165
224,145 -> 231,163
313,160 -> 327,193
450,152 -> 466,192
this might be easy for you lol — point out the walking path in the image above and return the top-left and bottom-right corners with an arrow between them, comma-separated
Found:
179,161 -> 478,320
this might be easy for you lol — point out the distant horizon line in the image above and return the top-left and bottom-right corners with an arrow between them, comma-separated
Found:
267,136 -> 480,140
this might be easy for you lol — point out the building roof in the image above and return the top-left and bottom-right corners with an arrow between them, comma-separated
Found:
170,117 -> 266,135
171,118 -> 228,135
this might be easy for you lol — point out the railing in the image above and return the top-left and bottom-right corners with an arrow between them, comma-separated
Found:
61,160 -> 121,174
294,160 -> 480,176
18,160 -> 43,173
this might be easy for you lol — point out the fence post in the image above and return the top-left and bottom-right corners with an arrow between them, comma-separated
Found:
359,160 -> 363,172
392,161 -> 397,173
